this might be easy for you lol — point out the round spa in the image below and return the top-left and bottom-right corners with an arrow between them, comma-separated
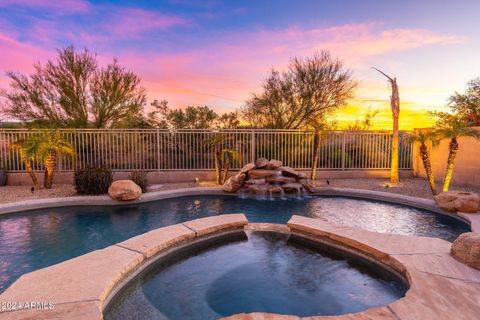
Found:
104,230 -> 408,320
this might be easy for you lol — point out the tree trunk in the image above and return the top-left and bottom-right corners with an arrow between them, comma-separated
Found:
391,115 -> 399,183
221,158 -> 231,184
419,143 -> 436,195
214,144 -> 222,185
44,150 -> 57,189
23,159 -> 40,188
311,133 -> 320,180
442,137 -> 459,192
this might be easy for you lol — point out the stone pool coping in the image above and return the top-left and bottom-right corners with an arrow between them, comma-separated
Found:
0,186 -> 478,232
1,214 -> 479,320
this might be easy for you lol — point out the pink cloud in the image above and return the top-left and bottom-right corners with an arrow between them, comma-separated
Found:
102,8 -> 188,36
0,0 -> 90,13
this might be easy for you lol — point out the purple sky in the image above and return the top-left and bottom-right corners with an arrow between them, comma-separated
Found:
1,0 -> 479,128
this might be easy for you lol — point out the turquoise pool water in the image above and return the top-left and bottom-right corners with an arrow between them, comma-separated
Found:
104,231 -> 407,319
0,195 -> 469,292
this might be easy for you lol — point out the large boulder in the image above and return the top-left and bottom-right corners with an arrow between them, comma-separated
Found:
222,173 -> 246,193
108,180 -> 142,201
244,178 -> 266,185
240,163 -> 256,174
278,166 -> 300,178
255,157 -> 269,168
265,176 -> 297,184
282,183 -> 303,193
248,169 -> 278,179
299,178 -> 316,193
451,232 -> 480,270
434,191 -> 480,213
266,159 -> 282,169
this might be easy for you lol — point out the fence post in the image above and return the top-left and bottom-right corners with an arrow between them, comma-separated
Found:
156,129 -> 161,171
250,130 -> 256,163
341,131 -> 346,170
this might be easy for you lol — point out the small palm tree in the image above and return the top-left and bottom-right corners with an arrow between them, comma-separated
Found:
307,119 -> 331,180
221,149 -> 242,184
26,130 -> 76,189
437,117 -> 480,192
9,139 -> 40,188
407,130 -> 440,195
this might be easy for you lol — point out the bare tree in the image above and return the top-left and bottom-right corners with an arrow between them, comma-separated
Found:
242,51 -> 357,129
373,67 -> 400,183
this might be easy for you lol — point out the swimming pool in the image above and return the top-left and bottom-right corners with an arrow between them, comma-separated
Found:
104,230 -> 407,319
0,195 -> 469,292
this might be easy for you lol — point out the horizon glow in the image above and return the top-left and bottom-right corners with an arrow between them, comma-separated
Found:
1,0 -> 479,129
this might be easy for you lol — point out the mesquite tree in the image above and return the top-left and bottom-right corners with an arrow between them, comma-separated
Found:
1,46 -> 146,128
242,51 -> 357,129
373,68 -> 400,183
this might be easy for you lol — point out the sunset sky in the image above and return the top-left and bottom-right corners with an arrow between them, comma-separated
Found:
1,0 -> 479,129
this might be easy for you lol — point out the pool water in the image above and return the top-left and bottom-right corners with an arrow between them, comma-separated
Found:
104,231 -> 407,319
0,195 -> 469,292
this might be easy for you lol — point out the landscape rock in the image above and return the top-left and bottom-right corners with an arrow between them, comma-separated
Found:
282,183 -> 303,193
299,178 -> 316,193
222,173 -> 246,193
248,169 -> 278,179
266,159 -> 282,169
255,157 -> 269,168
270,185 -> 284,194
434,191 -> 480,213
244,178 -> 266,185
265,176 -> 297,184
454,193 -> 480,213
247,185 -> 261,194
278,166 -> 300,178
240,163 -> 256,174
108,180 -> 142,201
451,232 -> 480,270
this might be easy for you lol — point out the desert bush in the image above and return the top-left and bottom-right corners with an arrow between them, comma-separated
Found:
130,170 -> 149,192
74,166 -> 113,195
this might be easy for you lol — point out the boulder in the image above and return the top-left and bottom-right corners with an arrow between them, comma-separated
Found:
297,172 -> 309,179
108,180 -> 142,201
265,176 -> 297,184
278,166 -> 300,178
451,232 -> 480,270
282,183 -> 303,193
255,157 -> 269,168
248,169 -> 278,179
299,178 -> 316,193
247,184 -> 261,194
455,193 -> 480,213
244,178 -> 266,185
270,185 -> 284,194
222,173 -> 246,193
240,163 -> 256,174
266,159 -> 282,169
434,191 -> 480,213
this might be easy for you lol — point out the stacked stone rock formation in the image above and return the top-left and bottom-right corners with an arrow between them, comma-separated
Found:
222,157 -> 315,195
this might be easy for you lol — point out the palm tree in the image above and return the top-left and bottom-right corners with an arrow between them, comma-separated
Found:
307,119 -> 331,180
373,67 -> 400,183
437,120 -> 480,192
407,130 -> 440,195
204,132 -> 240,185
25,130 -> 76,189
220,149 -> 242,184
9,139 -> 40,188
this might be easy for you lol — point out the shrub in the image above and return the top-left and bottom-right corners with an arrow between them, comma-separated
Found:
74,166 -> 113,195
130,170 -> 149,193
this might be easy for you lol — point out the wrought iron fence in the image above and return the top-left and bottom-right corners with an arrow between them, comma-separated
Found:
0,129 -> 412,172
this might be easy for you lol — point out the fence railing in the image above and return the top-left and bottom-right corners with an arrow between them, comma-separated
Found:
0,129 -> 412,172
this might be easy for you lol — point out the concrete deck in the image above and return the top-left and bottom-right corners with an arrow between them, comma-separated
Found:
1,215 -> 479,320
